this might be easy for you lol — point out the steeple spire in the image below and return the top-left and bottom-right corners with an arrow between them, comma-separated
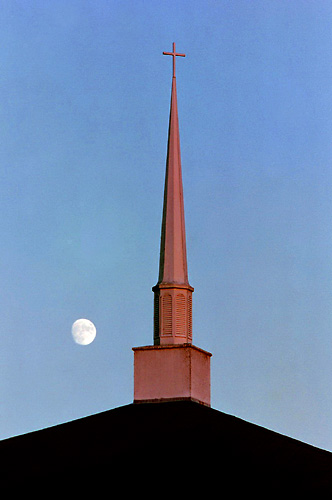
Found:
153,43 -> 193,345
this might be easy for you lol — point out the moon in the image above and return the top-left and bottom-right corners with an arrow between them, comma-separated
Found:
71,319 -> 96,345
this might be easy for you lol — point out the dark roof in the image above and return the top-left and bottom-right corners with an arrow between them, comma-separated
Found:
1,400 -> 332,494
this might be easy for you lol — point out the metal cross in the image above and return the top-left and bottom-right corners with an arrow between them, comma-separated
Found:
163,42 -> 185,78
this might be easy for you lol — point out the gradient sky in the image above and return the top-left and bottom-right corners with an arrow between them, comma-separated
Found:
1,0 -> 332,452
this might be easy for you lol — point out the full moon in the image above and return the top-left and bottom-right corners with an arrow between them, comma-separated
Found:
71,319 -> 96,345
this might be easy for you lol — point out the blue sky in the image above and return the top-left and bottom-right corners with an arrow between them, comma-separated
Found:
1,0 -> 332,452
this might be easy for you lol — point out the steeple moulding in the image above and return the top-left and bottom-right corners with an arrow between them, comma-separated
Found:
153,42 -> 194,346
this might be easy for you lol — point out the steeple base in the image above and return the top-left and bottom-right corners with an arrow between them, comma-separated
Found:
132,344 -> 212,407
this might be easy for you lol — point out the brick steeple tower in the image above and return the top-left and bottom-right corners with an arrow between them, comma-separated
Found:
153,43 -> 194,345
133,44 -> 211,406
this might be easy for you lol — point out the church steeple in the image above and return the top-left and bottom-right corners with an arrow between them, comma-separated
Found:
132,44 -> 211,407
153,43 -> 194,345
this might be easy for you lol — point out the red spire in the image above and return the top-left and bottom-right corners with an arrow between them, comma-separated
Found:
158,76 -> 189,285
153,44 -> 193,346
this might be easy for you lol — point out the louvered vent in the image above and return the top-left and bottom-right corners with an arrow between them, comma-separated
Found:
154,293 -> 159,341
188,294 -> 192,339
175,293 -> 186,336
162,294 -> 172,336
